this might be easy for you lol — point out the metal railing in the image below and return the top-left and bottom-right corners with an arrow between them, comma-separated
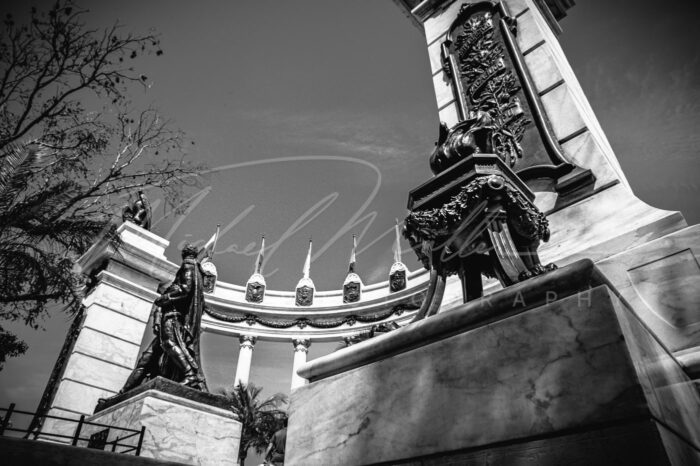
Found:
0,404 -> 145,456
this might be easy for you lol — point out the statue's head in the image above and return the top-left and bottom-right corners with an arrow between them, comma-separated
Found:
181,243 -> 199,259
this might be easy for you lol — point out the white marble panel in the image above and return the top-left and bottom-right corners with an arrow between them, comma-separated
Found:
539,83 -> 586,142
82,305 -> 148,345
118,221 -> 168,258
514,8 -> 543,53
62,352 -> 131,392
628,249 -> 700,329
73,327 -> 141,369
39,407 -> 83,443
613,294 -> 700,449
427,33 -> 446,75
503,0 -> 529,16
80,398 -> 145,450
105,261 -> 160,292
51,379 -> 116,415
438,101 -> 460,128
597,225 -> 700,354
523,42 -> 563,93
432,69 -> 455,109
523,0 -> 629,187
85,286 -> 153,323
541,184 -> 685,267
560,130 -> 618,189
287,287 -> 648,465
87,390 -> 241,465
424,1 -> 469,45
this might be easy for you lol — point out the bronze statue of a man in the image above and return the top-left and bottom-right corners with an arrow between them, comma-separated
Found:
120,243 -> 209,393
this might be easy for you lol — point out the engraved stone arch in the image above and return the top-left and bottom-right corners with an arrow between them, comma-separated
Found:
441,1 -> 592,198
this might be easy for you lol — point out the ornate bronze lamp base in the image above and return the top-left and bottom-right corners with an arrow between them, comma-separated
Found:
405,154 -> 555,321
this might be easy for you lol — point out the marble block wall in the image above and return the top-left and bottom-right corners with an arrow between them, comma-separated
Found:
598,224 -> 700,373
287,268 -> 700,465
410,0 -> 699,381
40,223 -> 174,441
417,0 -> 687,250
85,389 -> 241,465
422,0 -> 625,193
417,0 -> 687,252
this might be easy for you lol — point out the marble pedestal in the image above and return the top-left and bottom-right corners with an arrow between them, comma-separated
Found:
287,260 -> 700,465
86,378 -> 241,465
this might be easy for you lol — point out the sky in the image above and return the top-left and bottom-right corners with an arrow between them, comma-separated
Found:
1,0 -> 699,452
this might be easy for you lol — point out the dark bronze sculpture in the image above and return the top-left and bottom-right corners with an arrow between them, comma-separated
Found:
389,265 -> 407,292
343,278 -> 361,303
437,1 -> 595,207
295,281 -> 314,307
121,190 -> 152,230
403,1 -> 570,323
246,236 -> 267,303
342,235 -> 362,303
119,244 -> 210,393
342,322 -> 401,347
200,259 -> 218,294
246,277 -> 266,303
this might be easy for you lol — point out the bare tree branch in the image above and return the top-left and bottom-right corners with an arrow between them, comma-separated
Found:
0,1 -> 204,367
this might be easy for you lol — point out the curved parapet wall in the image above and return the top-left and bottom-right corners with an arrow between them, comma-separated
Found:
202,268 -> 429,341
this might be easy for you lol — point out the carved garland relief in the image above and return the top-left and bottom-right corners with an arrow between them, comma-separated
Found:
440,1 -> 585,188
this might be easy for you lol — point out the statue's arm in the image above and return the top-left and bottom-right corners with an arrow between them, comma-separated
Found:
152,304 -> 162,334
157,266 -> 195,306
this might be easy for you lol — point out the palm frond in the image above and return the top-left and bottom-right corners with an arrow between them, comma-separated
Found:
0,142 -> 50,212
220,382 -> 288,464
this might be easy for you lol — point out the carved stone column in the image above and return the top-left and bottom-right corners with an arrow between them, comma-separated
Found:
37,221 -> 172,441
234,335 -> 257,387
290,339 -> 311,390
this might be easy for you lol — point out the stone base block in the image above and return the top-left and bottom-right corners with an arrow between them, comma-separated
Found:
85,380 -> 241,465
388,419 -> 699,466
287,260 -> 700,465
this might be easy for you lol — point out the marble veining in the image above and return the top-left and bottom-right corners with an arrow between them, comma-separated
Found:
598,225 -> 700,354
288,286 -> 658,465
87,390 -> 241,465
628,249 -> 700,329
613,296 -> 700,448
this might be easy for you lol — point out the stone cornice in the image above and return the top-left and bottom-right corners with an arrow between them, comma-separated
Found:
392,0 -> 576,28
77,223 -> 176,284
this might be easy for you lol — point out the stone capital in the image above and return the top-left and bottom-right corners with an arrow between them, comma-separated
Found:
292,338 -> 311,353
239,334 -> 257,349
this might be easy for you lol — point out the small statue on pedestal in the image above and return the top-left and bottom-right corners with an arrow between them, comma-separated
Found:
119,244 -> 210,393
121,190 -> 152,230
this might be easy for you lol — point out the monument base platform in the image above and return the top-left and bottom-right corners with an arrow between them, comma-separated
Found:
287,260 -> 700,465
86,378 -> 241,465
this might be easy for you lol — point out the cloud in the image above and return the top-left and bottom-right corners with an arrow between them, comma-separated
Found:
240,107 -> 430,167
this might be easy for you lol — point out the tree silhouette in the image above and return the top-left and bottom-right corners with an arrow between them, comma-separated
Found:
0,1 -> 203,367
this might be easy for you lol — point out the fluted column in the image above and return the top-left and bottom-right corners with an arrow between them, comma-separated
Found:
291,339 -> 311,390
234,335 -> 257,387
